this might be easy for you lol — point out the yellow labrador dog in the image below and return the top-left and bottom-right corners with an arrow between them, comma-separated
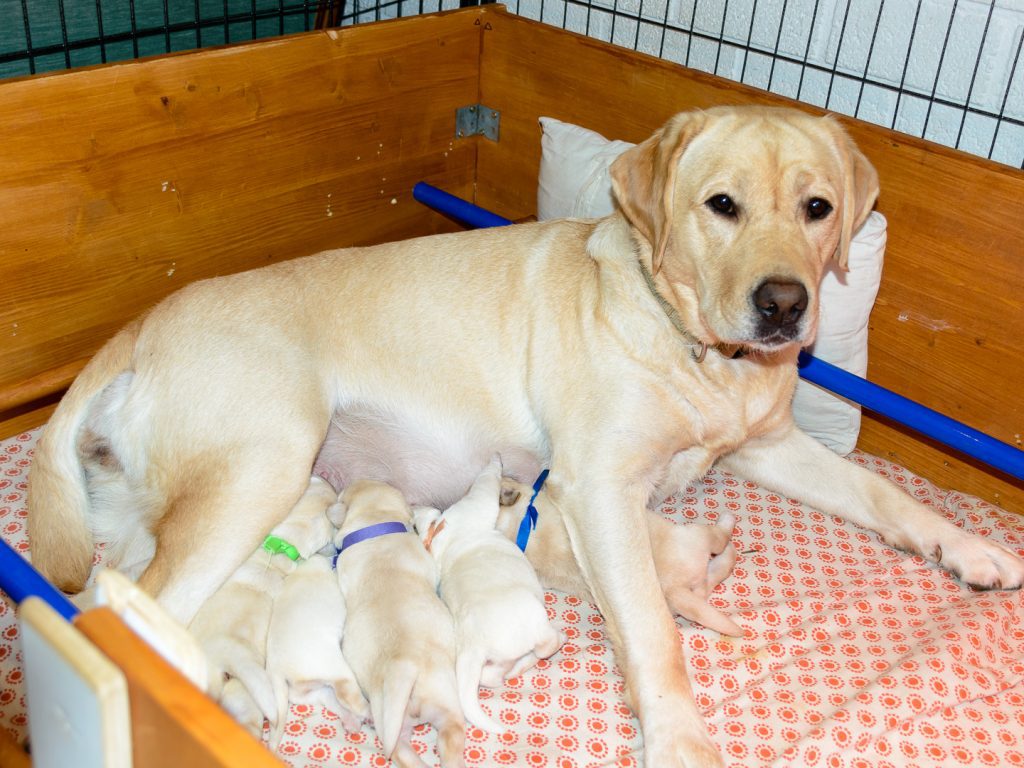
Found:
28,106 -> 1024,767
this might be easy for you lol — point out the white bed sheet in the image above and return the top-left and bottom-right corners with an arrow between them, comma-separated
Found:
2,427 -> 1023,768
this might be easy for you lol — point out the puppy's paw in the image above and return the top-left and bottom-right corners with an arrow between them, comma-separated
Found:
933,533 -> 1024,591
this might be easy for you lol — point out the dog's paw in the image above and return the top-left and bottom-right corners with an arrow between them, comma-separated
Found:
933,533 -> 1024,591
643,724 -> 724,768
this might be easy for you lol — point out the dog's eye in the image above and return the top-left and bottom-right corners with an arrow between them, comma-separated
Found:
807,198 -> 833,220
706,194 -> 737,217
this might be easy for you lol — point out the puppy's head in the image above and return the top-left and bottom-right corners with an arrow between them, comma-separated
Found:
610,105 -> 878,353
335,479 -> 413,533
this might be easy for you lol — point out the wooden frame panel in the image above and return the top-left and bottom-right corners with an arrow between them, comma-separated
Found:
476,8 -> 1024,511
0,9 -> 486,433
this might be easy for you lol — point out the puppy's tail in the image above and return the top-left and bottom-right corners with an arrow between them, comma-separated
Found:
27,321 -> 141,593
372,658 -> 417,757
455,647 -> 503,732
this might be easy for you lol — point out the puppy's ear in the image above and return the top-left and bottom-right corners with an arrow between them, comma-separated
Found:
411,505 -> 442,537
823,116 -> 879,269
610,111 -> 707,275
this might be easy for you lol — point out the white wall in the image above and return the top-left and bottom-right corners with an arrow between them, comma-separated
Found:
506,0 -> 1024,167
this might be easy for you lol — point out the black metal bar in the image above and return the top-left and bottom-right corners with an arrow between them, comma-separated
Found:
95,0 -> 108,63
823,0 -> 853,111
765,0 -> 789,93
794,0 -> 821,102
712,0 -> 729,77
954,0 -> 995,151
853,0 -> 885,120
921,0 -> 960,141
57,0 -> 72,69
891,0 -> 923,133
988,25 -> 1024,166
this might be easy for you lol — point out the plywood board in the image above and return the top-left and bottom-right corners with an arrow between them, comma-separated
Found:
0,9 -> 484,422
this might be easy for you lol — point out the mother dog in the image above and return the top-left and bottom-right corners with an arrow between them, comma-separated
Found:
28,106 -> 1024,767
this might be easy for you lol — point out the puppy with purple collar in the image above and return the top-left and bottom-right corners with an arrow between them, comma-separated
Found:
412,456 -> 563,732
331,479 -> 465,768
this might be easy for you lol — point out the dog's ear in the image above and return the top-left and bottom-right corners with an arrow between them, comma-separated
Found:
610,111 -> 708,275
823,116 -> 879,269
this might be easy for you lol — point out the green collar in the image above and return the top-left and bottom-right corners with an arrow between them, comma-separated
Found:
262,535 -> 301,561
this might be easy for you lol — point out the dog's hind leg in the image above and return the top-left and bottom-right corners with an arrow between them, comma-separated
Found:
137,453 -> 320,625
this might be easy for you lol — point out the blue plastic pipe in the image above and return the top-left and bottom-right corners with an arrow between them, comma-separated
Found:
413,183 -> 514,229
798,353 -> 1024,480
0,537 -> 80,621
413,181 -> 1024,482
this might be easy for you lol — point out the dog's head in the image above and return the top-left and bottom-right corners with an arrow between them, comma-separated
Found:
610,106 -> 878,352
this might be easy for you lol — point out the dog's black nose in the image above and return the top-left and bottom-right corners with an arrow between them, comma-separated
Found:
753,279 -> 808,327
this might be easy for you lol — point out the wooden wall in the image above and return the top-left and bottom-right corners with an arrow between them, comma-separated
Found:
476,8 -> 1024,511
0,9 -> 484,434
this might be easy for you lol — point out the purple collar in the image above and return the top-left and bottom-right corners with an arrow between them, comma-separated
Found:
338,521 -> 409,554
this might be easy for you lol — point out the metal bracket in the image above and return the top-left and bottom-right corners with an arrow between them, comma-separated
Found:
456,104 -> 500,142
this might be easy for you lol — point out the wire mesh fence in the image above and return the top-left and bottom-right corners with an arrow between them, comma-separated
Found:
1,0 -> 1022,167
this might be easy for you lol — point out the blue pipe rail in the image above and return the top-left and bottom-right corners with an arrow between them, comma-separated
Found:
413,181 -> 1024,482
0,537 -> 80,621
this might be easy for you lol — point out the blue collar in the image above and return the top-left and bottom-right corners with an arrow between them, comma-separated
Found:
333,521 -> 409,568
515,469 -> 549,552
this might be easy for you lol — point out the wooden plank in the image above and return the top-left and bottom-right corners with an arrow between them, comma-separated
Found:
74,607 -> 283,768
476,7 -> 1024,511
0,726 -> 30,768
0,9 -> 485,422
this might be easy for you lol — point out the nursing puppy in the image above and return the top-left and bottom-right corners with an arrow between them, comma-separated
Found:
333,480 -> 465,768
412,457 -> 563,732
189,475 -> 337,736
266,548 -> 368,748
31,106 -> 1024,768
497,480 -> 743,637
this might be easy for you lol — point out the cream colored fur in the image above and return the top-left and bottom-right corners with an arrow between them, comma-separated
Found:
332,480 -> 465,768
412,457 -> 564,733
496,479 -> 743,637
188,475 -> 337,736
28,106 -> 1024,768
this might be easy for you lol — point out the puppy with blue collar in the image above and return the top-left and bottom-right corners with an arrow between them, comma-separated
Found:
412,456 -> 563,733
331,479 -> 465,768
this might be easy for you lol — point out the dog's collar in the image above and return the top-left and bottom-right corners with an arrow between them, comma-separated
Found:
516,469 -> 549,552
636,259 -> 746,362
337,521 -> 409,554
263,535 -> 301,561
422,518 -> 447,553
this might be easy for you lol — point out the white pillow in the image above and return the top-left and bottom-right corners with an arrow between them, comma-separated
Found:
536,116 -> 887,455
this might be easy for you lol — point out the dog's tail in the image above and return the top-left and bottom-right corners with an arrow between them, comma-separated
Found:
27,321 -> 141,593
455,646 -> 503,732
373,658 -> 417,757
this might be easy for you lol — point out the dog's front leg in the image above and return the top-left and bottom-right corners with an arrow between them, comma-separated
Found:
553,478 -> 723,768
719,423 -> 1024,590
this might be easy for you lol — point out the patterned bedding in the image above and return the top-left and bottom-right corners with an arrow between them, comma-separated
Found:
2,427 -> 1023,768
